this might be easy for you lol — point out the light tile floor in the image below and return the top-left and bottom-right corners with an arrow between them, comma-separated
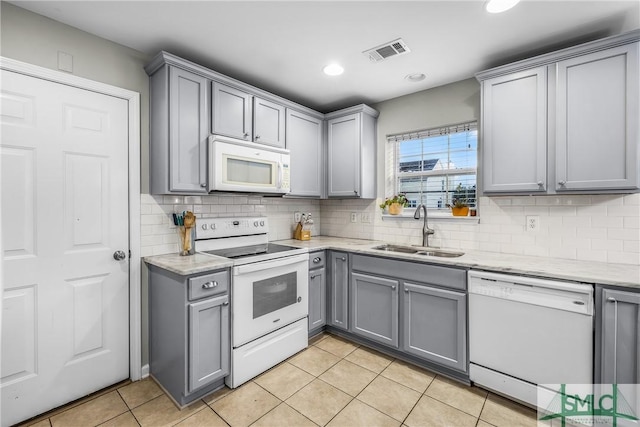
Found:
18,333 -> 538,427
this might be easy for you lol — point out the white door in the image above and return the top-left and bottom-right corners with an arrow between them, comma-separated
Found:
1,70 -> 130,426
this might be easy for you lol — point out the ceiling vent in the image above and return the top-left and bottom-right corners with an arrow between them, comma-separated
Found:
363,38 -> 411,63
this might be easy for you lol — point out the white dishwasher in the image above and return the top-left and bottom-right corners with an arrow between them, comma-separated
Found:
468,270 -> 594,408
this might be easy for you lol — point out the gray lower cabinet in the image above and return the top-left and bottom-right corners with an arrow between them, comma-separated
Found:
350,272 -> 399,347
149,266 -> 230,406
349,254 -> 468,373
597,286 -> 640,384
308,251 -> 326,333
328,251 -> 349,330
286,109 -> 324,197
148,64 -> 209,194
403,282 -> 467,372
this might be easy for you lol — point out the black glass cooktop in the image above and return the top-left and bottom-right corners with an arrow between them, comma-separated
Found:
202,243 -> 298,260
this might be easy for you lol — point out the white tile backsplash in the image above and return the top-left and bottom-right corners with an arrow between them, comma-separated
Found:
140,194 -> 320,256
141,193 -> 639,265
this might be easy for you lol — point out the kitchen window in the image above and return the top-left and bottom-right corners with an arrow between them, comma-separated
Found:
388,122 -> 477,213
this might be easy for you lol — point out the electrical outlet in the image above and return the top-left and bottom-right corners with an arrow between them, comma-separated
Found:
526,215 -> 539,232
294,212 -> 301,223
361,213 -> 371,223
350,212 -> 358,223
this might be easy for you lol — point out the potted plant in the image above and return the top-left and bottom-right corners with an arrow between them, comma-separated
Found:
447,184 -> 470,216
380,193 -> 409,215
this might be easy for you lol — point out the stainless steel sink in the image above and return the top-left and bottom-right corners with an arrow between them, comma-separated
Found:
371,244 -> 464,258
417,250 -> 464,258
371,244 -> 419,254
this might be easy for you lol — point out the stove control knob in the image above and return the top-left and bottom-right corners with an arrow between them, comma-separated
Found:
209,223 -> 216,230
201,224 -> 208,230
254,221 -> 259,227
260,220 -> 265,226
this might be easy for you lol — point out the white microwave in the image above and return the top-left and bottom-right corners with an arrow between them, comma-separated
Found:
208,135 -> 290,194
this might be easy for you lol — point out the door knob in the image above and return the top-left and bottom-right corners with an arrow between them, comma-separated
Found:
113,250 -> 127,261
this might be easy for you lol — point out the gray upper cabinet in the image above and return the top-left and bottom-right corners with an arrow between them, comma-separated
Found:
598,287 -> 639,385
212,82 -> 253,141
350,272 -> 399,348
477,30 -> 640,194
211,84 -> 286,147
555,43 -> 639,191
403,282 -> 466,372
148,65 -> 209,194
326,105 -> 379,198
481,67 -> 547,193
286,109 -> 324,197
253,97 -> 286,147
328,251 -> 349,330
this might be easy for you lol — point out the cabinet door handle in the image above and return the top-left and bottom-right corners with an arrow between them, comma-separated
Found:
222,301 -> 229,306
339,257 -> 346,261
310,274 -> 318,279
537,181 -> 544,187
558,180 -> 566,186
607,297 -> 617,303
202,281 -> 218,289
354,190 -> 358,195
391,285 -> 396,290
255,134 -> 260,140
404,289 -> 409,294
313,257 -> 322,263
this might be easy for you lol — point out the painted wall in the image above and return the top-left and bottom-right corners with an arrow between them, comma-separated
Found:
1,1 -> 152,191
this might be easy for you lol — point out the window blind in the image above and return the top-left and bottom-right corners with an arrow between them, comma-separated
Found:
388,122 -> 478,209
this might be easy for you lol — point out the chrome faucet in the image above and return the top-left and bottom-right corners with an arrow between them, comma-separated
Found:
414,204 -> 435,247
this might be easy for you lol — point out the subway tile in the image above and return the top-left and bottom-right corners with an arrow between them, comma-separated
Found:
623,216 -> 640,229
549,246 -> 577,260
607,251 -> 640,265
576,227 -> 607,239
623,240 -> 640,253
163,196 -> 183,204
623,194 -> 640,205
607,205 -> 640,217
549,206 -> 577,217
608,228 -> 640,241
576,248 -> 608,263
522,246 -> 549,257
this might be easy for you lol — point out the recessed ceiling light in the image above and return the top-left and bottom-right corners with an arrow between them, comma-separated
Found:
485,0 -> 520,13
323,63 -> 344,76
405,73 -> 426,82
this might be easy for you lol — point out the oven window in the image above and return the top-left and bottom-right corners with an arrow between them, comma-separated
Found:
253,272 -> 297,319
227,158 -> 273,185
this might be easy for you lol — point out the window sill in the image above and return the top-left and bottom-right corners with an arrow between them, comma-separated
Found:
381,212 -> 480,223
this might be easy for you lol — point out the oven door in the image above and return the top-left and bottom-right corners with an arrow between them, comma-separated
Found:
232,253 -> 308,346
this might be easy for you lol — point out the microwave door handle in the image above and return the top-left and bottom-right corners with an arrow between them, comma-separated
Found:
277,161 -> 283,189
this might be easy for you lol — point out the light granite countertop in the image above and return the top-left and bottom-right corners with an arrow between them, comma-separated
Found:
143,236 -> 639,289
144,253 -> 233,275
276,236 -> 640,289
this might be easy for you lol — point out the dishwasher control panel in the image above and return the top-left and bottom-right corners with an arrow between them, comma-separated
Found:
468,271 -> 594,316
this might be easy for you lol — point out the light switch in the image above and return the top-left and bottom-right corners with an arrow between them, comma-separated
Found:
58,51 -> 73,73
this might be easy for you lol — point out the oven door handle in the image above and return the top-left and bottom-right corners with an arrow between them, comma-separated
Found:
233,253 -> 309,275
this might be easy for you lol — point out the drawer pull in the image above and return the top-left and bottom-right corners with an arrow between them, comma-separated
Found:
313,257 -> 322,263
202,281 -> 218,289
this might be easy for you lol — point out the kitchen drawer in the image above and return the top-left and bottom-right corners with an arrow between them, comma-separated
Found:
188,270 -> 229,301
309,251 -> 325,269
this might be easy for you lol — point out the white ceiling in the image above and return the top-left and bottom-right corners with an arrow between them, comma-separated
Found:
9,0 -> 640,112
